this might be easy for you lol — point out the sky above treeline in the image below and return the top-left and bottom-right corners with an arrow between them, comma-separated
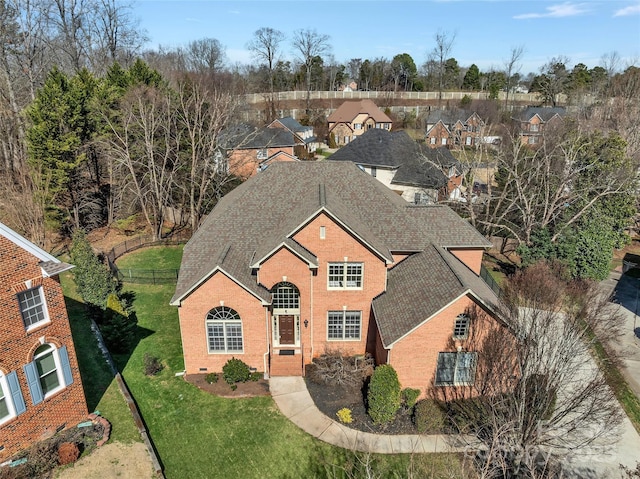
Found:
132,0 -> 640,75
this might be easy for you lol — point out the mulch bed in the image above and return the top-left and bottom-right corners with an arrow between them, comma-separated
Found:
185,373 -> 270,398
304,377 -> 418,435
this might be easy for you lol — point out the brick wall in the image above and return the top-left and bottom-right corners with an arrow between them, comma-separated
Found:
449,248 -> 484,275
0,236 -> 88,460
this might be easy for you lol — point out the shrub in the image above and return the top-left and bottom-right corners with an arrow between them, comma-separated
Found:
366,365 -> 401,425
249,371 -> 262,382
308,352 -> 374,386
101,293 -> 137,353
222,357 -> 250,384
402,388 -> 421,410
143,353 -> 163,376
336,408 -> 353,424
57,442 -> 80,465
414,399 -> 445,433
205,372 -> 218,384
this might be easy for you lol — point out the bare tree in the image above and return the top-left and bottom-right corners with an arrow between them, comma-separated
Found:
49,0 -> 91,72
503,45 -> 525,110
536,56 -> 570,107
175,78 -> 240,231
185,37 -> 226,75
103,85 -> 182,240
433,263 -> 624,478
428,29 -> 456,102
291,28 -> 330,114
247,27 -> 284,122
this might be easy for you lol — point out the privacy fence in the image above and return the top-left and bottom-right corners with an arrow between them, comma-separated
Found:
104,231 -> 191,285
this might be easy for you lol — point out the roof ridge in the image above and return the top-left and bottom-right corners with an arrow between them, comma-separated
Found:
432,245 -> 466,290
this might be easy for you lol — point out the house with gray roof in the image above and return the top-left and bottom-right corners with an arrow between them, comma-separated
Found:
171,161 -> 504,395
424,109 -> 485,149
329,128 -> 465,204
512,106 -> 567,147
268,116 -> 318,157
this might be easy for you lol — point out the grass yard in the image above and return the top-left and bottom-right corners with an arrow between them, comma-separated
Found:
108,246 -> 469,479
115,245 -> 184,270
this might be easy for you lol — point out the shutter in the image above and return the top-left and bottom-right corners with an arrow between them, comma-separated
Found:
59,346 -> 74,387
23,362 -> 43,406
7,371 -> 26,416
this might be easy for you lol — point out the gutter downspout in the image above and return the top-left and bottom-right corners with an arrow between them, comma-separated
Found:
310,269 -> 314,363
264,308 -> 270,379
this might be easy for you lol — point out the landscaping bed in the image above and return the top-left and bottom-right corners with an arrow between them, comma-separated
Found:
185,373 -> 270,398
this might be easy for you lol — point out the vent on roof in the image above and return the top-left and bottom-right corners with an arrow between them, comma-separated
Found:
318,184 -> 326,206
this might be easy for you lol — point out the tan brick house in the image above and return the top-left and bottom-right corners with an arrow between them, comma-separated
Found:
424,109 -> 486,149
327,99 -> 392,146
0,223 -> 87,460
171,162 -> 502,395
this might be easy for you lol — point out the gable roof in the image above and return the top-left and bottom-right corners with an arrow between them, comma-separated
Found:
327,99 -> 392,124
372,245 -> 500,347
513,106 -> 567,122
424,109 -> 482,126
0,222 -> 73,277
328,129 -> 455,189
172,162 -> 489,305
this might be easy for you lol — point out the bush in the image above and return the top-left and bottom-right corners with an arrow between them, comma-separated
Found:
57,442 -> 80,465
101,293 -> 137,353
414,399 -> 445,433
143,353 -> 163,376
308,352 -> 374,386
249,371 -> 262,382
222,357 -> 250,385
402,388 -> 421,410
205,372 -> 218,384
366,365 -> 401,425
336,408 -> 353,424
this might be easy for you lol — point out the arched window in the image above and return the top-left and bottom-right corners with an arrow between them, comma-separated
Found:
271,282 -> 300,310
206,307 -> 243,353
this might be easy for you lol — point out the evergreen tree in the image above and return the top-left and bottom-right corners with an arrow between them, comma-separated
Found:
462,64 -> 481,90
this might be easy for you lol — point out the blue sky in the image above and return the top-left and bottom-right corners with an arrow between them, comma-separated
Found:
132,0 -> 640,74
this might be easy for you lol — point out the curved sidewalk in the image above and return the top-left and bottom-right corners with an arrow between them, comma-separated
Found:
269,376 -> 473,454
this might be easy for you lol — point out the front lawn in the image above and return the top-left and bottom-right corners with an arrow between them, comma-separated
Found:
108,246 -> 469,478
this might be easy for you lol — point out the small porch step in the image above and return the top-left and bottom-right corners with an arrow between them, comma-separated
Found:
270,352 -> 303,376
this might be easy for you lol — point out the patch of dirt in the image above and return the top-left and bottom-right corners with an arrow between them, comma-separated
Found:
54,442 -> 155,479
185,374 -> 270,398
304,377 -> 417,435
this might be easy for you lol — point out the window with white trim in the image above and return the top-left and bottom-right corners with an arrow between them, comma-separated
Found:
430,137 -> 436,145
0,372 -> 15,425
453,314 -> 470,340
206,307 -> 243,353
18,287 -> 49,329
34,344 -> 64,397
435,352 -> 477,386
271,282 -> 300,310
327,311 -> 361,340
328,262 -> 363,289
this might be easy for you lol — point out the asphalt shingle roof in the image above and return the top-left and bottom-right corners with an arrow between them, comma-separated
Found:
219,124 -> 295,150
513,106 -> 567,122
328,129 -> 452,189
424,109 -> 480,125
172,161 -> 496,343
327,99 -> 392,124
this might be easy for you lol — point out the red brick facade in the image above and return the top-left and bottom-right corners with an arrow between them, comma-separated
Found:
0,233 -> 87,460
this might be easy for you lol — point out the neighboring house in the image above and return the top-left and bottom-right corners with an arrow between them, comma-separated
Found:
424,109 -> 486,149
512,106 -> 566,146
327,99 -> 393,146
268,117 -> 318,157
329,128 -> 464,204
0,223 -> 87,460
171,162 -> 503,397
218,124 -> 298,179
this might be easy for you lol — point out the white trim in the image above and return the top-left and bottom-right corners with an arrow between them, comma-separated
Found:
0,222 -> 58,264
326,310 -> 362,341
0,372 -> 16,426
19,286 -> 51,331
250,242 -> 318,269
34,344 -> 65,399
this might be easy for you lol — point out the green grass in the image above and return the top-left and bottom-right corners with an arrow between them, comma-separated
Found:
115,245 -> 184,270
102,246 -> 469,478
61,273 -> 141,444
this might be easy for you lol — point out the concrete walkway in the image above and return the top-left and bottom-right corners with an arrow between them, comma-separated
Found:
269,376 -> 473,454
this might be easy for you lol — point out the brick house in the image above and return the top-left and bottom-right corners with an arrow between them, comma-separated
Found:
512,106 -> 566,146
329,128 -> 464,204
171,162 -> 502,396
267,116 -> 319,158
327,99 -> 393,146
0,223 -> 87,460
424,109 -> 485,149
218,124 -> 299,179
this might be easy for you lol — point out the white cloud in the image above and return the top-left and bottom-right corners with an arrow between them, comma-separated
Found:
613,4 -> 640,17
514,2 -> 590,19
